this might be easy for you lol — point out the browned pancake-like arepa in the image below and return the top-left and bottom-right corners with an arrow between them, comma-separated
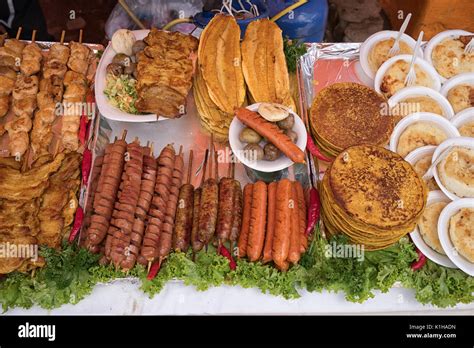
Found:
310,83 -> 394,153
329,145 -> 427,229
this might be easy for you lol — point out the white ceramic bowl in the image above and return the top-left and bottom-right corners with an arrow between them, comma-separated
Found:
424,29 -> 473,83
95,29 -> 165,123
388,86 -> 454,119
451,107 -> 474,135
438,198 -> 474,276
432,137 -> 474,200
389,112 -> 460,156
229,103 -> 307,172
374,54 -> 442,97
359,30 -> 421,80
410,190 -> 457,268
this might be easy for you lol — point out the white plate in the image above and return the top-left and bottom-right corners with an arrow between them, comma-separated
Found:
389,112 -> 460,156
229,103 -> 307,172
388,86 -> 454,119
423,29 -> 473,83
410,190 -> 457,268
95,29 -> 165,123
451,107 -> 474,135
374,54 -> 441,97
359,30 -> 421,80
432,137 -> 474,200
438,198 -> 474,276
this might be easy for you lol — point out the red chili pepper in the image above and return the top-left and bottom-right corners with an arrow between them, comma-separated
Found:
411,248 -> 427,270
82,148 -> 92,186
306,187 -> 321,236
68,206 -> 84,243
79,115 -> 88,146
147,261 -> 161,280
218,245 -> 237,270
306,133 -> 332,162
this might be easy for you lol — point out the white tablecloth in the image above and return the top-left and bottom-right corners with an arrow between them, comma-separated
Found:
5,280 -> 474,315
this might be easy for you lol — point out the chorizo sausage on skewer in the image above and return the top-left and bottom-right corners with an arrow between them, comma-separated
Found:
139,144 -> 176,265
173,150 -> 194,252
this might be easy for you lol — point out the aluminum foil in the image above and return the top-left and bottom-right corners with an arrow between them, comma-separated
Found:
297,42 -> 364,181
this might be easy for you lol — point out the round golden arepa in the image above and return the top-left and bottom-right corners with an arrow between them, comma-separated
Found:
310,82 -> 394,157
321,145 -> 427,250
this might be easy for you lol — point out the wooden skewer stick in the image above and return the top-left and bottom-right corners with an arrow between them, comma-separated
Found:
117,0 -> 146,29
78,29 -> 83,44
133,136 -> 139,144
208,134 -> 214,179
60,30 -> 66,45
200,149 -> 209,186
214,143 -> 219,180
20,149 -> 30,173
113,136 -> 118,142
187,150 -> 193,184
16,27 -> 22,40
150,142 -> 154,155
31,30 -> 37,43
53,140 -> 61,157
121,129 -> 127,141
226,156 -> 232,178
178,145 -> 183,156
147,261 -> 152,273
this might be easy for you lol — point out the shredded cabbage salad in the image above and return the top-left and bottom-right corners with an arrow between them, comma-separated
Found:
103,74 -> 139,114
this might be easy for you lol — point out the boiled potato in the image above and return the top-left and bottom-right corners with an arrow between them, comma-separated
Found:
285,129 -> 298,143
239,127 -> 262,144
244,143 -> 264,161
263,143 -> 280,161
277,115 -> 294,130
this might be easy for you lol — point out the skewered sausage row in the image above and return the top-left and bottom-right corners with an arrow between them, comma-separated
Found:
105,140 -> 144,268
139,145 -> 176,265
216,162 -> 236,245
229,179 -> 243,247
197,139 -> 219,247
127,145 -> 157,266
191,149 -> 208,253
83,138 -> 127,252
80,153 -> 104,246
157,148 -> 184,261
173,151 -> 194,252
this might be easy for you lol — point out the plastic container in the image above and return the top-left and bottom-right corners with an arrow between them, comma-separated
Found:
432,137 -> 474,200
424,29 -> 473,83
410,190 -> 457,268
438,198 -> 474,276
268,0 -> 328,42
389,112 -> 460,157
194,0 -> 269,38
388,86 -> 454,119
375,54 -> 441,98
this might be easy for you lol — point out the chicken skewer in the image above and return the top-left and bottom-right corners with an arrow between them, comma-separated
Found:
5,29 -> 40,159
62,29 -> 91,153
0,27 -> 25,72
30,30 -> 69,163
20,30 -> 42,76
0,27 -> 24,120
